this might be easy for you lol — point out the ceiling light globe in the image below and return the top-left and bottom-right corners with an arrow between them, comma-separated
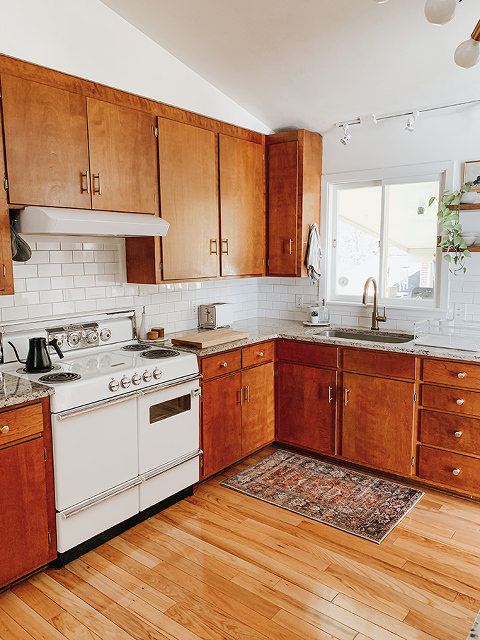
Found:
372,0 -> 389,3
424,0 -> 457,25
454,38 -> 480,68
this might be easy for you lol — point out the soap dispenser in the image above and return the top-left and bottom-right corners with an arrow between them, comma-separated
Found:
318,299 -> 330,325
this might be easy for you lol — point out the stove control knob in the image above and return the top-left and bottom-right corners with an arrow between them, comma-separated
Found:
143,370 -> 152,382
120,376 -> 131,389
132,372 -> 142,386
85,329 -> 98,344
100,328 -> 112,342
109,378 -> 120,392
153,368 -> 162,380
67,332 -> 81,347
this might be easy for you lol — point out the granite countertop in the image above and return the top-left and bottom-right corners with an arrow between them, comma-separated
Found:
164,318 -> 480,363
0,372 -> 53,410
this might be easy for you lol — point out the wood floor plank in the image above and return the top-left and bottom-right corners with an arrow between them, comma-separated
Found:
0,606 -> 38,640
0,591 -> 70,640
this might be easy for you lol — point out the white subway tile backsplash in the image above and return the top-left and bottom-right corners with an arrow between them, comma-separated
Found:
26,277 -> 51,291
49,251 -> 73,264
62,263 -> 85,276
38,264 -> 62,277
27,303 -> 53,318
3,305 -> 29,321
51,276 -> 74,290
63,289 -> 85,302
39,290 -> 63,304
73,251 -> 95,263
13,264 -> 38,278
73,275 -> 96,288
35,242 -> 60,251
52,302 -> 76,316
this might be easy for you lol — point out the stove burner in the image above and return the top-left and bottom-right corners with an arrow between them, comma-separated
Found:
140,349 -> 181,359
16,364 -> 61,374
121,344 -> 152,351
38,372 -> 82,383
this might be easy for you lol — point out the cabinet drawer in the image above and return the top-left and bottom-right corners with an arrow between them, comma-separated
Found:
0,403 -> 44,448
418,446 -> 480,496
201,349 -> 241,381
422,385 -> 480,417
419,410 -> 480,456
276,340 -> 338,368
343,348 -> 416,380
242,341 -> 274,369
423,359 -> 480,390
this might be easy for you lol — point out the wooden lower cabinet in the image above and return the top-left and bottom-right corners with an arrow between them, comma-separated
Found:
276,361 -> 336,454
341,372 -> 415,475
201,353 -> 275,479
418,446 -> 480,497
0,399 -> 56,589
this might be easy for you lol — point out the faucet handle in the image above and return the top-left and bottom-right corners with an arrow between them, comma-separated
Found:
377,306 -> 387,322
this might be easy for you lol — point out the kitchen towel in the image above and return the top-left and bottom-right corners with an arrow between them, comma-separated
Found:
304,222 -> 322,281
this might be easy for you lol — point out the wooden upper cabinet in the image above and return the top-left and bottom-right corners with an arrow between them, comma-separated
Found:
266,130 -> 322,277
0,106 -> 13,295
1,74 -> 91,208
157,118 -> 219,281
87,98 -> 159,214
219,135 -> 265,277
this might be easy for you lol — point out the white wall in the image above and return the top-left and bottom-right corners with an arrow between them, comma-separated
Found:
0,0 -> 271,134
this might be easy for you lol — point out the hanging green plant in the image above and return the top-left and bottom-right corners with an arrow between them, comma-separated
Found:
429,184 -> 472,275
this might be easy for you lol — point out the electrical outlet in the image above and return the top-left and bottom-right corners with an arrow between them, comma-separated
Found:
295,295 -> 303,308
190,301 -> 198,318
454,303 -> 466,321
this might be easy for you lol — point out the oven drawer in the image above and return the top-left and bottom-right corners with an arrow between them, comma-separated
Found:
422,385 -> 480,417
419,410 -> 480,456
423,359 -> 480,390
0,403 -> 43,448
418,446 -> 480,496
140,454 -> 200,511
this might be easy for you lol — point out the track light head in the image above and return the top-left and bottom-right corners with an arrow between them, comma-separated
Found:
340,124 -> 351,145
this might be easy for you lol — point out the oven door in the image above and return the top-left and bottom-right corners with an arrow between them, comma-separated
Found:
52,392 -> 139,512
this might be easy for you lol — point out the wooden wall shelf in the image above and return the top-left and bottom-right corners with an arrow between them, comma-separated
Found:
447,203 -> 480,211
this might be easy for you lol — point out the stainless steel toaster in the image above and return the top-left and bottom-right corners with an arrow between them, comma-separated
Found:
198,303 -> 234,329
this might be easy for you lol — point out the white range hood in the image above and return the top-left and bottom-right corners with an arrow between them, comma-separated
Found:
16,207 -> 170,237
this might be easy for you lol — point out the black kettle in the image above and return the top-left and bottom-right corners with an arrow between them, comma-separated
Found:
9,337 -> 64,373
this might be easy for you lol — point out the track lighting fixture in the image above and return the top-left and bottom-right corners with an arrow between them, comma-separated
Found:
405,111 -> 419,132
373,0 -> 480,68
340,124 -> 351,146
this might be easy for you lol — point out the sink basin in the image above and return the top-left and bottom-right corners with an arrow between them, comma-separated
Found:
313,329 -> 414,344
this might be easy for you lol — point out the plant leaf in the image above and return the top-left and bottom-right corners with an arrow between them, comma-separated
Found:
428,196 -> 436,206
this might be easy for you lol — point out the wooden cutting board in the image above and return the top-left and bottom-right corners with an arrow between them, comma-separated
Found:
171,328 -> 249,348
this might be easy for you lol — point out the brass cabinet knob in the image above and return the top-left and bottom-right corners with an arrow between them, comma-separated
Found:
454,431 -> 462,438
0,425 -> 9,434
220,362 -> 228,368
456,399 -> 465,405
457,372 -> 467,379
452,468 -> 461,476
258,352 -> 264,357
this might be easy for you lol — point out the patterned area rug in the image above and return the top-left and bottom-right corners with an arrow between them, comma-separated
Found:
220,449 -> 424,543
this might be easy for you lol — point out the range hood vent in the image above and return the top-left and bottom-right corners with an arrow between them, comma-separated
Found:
15,207 -> 170,237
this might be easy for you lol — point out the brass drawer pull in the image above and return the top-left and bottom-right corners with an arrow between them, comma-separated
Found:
344,388 -> 350,406
92,173 -> 102,195
457,372 -> 466,379
452,468 -> 461,476
454,431 -> 462,438
328,386 -> 334,403
257,351 -> 264,357
80,170 -> 90,194
221,239 -> 229,255
210,239 -> 218,255
0,425 -> 9,434
220,361 -> 228,368
456,399 -> 465,405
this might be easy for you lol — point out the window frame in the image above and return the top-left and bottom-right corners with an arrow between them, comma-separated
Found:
322,161 -> 454,312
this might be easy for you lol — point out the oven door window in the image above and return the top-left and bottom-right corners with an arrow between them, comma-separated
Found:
149,394 -> 191,423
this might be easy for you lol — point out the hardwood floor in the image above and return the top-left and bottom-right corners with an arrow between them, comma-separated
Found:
1,445 -> 479,640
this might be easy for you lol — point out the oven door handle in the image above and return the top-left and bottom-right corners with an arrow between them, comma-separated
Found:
140,449 -> 203,482
55,389 -> 142,420
139,373 -> 202,396
60,476 -> 142,519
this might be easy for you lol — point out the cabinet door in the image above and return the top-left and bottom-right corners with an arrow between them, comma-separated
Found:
1,74 -> 90,208
276,362 -> 336,454
87,98 -> 158,214
267,141 -> 298,276
241,362 -> 275,456
219,135 -> 265,276
0,437 -> 50,588
158,118 -> 219,280
342,372 -> 415,475
0,109 -> 13,294
202,372 -> 242,478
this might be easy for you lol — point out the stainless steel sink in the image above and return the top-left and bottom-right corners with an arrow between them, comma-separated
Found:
313,329 -> 414,344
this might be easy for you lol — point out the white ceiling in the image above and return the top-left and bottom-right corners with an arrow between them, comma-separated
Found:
99,0 -> 480,134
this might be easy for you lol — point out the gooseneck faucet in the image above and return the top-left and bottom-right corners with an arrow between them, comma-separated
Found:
362,277 -> 387,330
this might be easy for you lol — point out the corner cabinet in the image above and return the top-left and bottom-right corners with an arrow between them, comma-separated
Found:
1,74 -> 159,214
266,129 -> 322,277
200,342 -> 275,479
0,398 -> 56,589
